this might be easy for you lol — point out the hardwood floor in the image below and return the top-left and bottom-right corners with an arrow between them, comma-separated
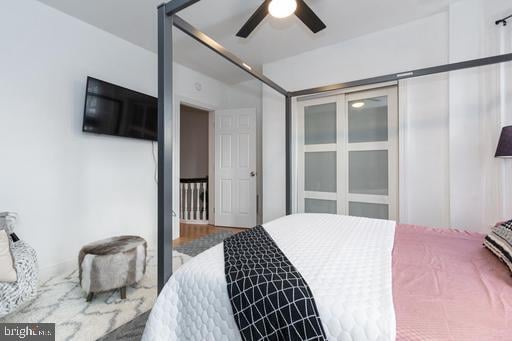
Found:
173,223 -> 246,247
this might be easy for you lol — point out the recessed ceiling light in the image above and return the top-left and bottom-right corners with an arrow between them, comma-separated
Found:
352,102 -> 365,109
268,0 -> 297,19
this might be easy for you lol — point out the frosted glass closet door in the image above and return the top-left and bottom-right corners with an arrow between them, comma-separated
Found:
298,98 -> 343,214
297,87 -> 397,220
346,89 -> 398,220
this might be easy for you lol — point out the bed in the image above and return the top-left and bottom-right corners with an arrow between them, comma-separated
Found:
142,214 -> 512,341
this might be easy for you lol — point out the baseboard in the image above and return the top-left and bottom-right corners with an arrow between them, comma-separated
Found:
180,219 -> 209,225
39,258 -> 77,282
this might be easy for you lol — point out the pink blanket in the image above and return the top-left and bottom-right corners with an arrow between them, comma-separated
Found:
393,224 -> 512,341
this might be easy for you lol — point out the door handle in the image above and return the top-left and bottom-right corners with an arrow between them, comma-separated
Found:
250,171 -> 256,177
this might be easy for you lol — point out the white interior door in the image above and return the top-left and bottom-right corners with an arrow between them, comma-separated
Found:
215,109 -> 257,228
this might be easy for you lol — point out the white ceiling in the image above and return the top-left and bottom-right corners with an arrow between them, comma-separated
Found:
36,0 -> 457,84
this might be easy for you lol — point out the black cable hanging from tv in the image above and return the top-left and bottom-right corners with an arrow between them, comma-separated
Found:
496,14 -> 512,26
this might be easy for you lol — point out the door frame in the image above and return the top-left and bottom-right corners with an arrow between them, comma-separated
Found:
175,96 -> 217,239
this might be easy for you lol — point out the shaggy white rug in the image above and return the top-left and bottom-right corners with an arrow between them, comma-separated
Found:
0,250 -> 191,341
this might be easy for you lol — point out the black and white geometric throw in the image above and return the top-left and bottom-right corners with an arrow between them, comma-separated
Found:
224,226 -> 327,341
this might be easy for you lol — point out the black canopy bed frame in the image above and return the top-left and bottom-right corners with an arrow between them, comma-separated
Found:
157,0 -> 512,292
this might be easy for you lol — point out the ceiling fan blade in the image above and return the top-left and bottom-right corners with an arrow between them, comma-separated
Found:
295,0 -> 326,34
236,0 -> 270,38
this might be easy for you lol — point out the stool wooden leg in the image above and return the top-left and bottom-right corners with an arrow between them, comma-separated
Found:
86,293 -> 94,302
120,286 -> 127,299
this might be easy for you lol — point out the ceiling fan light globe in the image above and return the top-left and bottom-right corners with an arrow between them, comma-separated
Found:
268,0 -> 297,18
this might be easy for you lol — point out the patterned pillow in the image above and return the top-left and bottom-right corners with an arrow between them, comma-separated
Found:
0,216 -> 7,233
0,213 -> 19,242
0,213 -> 16,234
0,230 -> 17,282
484,220 -> 512,273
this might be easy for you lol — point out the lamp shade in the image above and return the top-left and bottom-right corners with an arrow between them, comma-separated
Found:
495,126 -> 512,158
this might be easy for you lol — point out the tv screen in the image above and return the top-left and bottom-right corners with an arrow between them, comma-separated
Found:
82,77 -> 157,141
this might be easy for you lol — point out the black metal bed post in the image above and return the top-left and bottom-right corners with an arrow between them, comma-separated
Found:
157,4 -> 174,293
285,95 -> 292,215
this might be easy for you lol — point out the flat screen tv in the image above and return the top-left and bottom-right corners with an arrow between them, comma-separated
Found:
82,77 -> 158,141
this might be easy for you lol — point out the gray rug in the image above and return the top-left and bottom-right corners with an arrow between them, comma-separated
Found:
174,230 -> 236,257
97,312 -> 150,341
98,230 -> 235,341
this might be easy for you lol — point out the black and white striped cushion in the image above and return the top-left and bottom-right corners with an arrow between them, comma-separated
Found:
484,222 -> 512,273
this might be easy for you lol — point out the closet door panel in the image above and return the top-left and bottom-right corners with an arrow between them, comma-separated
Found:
348,150 -> 389,196
305,199 -> 337,214
345,87 -> 398,220
348,96 -> 388,143
349,202 -> 389,220
305,151 -> 337,193
304,103 -> 337,145
298,97 -> 342,214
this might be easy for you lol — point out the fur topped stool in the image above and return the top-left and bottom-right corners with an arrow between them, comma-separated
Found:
79,236 -> 147,301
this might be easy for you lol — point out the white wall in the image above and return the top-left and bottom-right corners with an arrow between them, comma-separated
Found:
447,0 -> 512,232
398,75 -> 450,227
262,86 -> 287,222
0,0 -> 257,276
263,13 -> 449,92
263,1 -> 512,232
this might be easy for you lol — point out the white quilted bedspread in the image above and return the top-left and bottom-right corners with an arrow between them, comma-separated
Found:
142,214 -> 396,341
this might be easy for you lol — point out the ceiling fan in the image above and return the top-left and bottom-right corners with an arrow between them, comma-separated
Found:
236,0 -> 326,38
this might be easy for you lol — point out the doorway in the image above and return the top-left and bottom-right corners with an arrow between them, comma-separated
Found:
179,105 -> 210,225
179,105 -> 258,230
297,86 -> 398,220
